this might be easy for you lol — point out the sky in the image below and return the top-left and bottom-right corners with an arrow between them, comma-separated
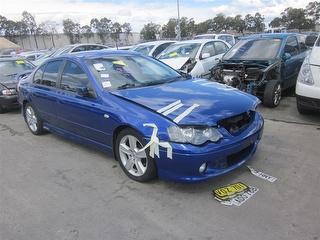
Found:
0,0 -> 309,32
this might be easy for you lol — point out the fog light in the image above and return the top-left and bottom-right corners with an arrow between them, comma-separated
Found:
199,163 -> 207,173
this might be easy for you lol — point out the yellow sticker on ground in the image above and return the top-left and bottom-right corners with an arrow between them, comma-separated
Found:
169,52 -> 178,57
16,60 -> 25,64
112,60 -> 126,66
213,182 -> 249,201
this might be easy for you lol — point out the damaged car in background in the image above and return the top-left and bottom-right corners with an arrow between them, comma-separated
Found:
159,39 -> 231,78
210,33 -> 308,107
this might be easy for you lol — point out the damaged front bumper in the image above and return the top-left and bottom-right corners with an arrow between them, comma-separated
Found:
154,112 -> 264,182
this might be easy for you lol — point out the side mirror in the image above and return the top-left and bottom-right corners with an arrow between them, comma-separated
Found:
201,52 -> 211,60
283,52 -> 292,61
305,35 -> 318,47
76,87 -> 90,97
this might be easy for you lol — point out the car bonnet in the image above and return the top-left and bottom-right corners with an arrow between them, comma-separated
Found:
111,79 -> 259,126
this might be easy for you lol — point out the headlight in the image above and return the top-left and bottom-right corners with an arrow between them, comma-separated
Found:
298,55 -> 314,85
167,126 -> 223,145
1,89 -> 16,96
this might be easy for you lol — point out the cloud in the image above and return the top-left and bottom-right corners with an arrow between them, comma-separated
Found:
0,0 -> 310,31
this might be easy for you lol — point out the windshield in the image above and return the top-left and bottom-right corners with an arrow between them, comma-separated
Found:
158,43 -> 201,60
89,55 -> 183,90
0,60 -> 34,81
131,45 -> 155,56
223,38 -> 282,60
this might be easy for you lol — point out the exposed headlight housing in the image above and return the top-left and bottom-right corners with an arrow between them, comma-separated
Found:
1,89 -> 16,96
168,126 -> 223,145
298,55 -> 314,85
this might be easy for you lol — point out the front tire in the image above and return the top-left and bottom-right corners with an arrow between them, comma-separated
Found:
115,128 -> 157,182
263,80 -> 282,108
24,103 -> 44,135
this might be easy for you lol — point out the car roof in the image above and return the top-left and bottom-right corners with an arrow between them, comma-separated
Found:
135,40 -> 176,46
242,33 -> 298,40
56,50 -> 141,61
174,39 -> 223,44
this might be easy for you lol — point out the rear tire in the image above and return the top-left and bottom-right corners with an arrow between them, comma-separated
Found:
115,128 -> 157,182
24,103 -> 44,135
263,80 -> 282,108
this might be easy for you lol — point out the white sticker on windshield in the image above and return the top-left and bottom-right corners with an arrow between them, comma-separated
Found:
93,63 -> 105,71
102,81 -> 112,88
101,73 -> 109,78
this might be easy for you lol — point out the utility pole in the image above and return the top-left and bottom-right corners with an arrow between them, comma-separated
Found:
176,0 -> 181,41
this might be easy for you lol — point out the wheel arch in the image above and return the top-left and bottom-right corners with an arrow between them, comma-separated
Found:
112,124 -> 145,159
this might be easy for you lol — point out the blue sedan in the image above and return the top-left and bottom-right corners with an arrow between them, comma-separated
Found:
18,50 -> 264,182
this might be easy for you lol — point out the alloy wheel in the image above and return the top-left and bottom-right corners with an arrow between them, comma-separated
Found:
25,106 -> 38,132
273,84 -> 281,106
119,135 -> 148,177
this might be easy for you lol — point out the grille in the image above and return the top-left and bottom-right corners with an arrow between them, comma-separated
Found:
218,111 -> 254,135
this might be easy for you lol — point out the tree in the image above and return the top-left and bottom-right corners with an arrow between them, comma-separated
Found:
36,22 -> 49,48
305,1 -> 320,22
110,22 -> 122,47
40,21 -> 58,47
63,18 -> 80,44
81,25 -> 93,43
140,22 -> 160,40
253,12 -> 265,32
269,17 -> 282,28
122,22 -> 132,44
245,14 -> 255,31
232,15 -> 246,34
90,17 -> 112,44
22,11 -> 38,49
162,17 -> 195,39
281,7 -> 315,30
194,19 -> 212,34
212,14 -> 229,32
162,18 -> 177,38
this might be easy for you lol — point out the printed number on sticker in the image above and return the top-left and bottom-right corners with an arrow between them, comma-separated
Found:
213,182 -> 248,201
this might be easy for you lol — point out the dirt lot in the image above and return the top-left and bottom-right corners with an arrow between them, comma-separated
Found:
1,97 -> 320,240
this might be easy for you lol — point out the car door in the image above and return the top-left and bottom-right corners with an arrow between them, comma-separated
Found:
282,36 -> 302,88
199,41 -> 217,76
55,60 -> 108,144
31,60 -> 63,124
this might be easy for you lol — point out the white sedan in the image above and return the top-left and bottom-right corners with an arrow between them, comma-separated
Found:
158,39 -> 231,78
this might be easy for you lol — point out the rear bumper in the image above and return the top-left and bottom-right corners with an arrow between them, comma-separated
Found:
155,112 -> 264,182
0,95 -> 19,109
296,95 -> 320,112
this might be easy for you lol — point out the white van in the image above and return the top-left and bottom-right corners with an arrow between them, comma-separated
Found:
296,35 -> 320,113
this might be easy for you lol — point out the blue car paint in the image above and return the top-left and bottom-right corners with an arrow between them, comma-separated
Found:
18,50 -> 264,182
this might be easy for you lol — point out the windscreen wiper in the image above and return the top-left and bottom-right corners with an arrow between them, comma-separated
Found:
117,83 -> 137,90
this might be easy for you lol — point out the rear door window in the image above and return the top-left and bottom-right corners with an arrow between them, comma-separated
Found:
41,60 -> 63,87
284,36 -> 300,56
60,61 -> 95,97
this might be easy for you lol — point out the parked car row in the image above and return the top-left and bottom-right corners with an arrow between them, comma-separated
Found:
0,32 -> 317,183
